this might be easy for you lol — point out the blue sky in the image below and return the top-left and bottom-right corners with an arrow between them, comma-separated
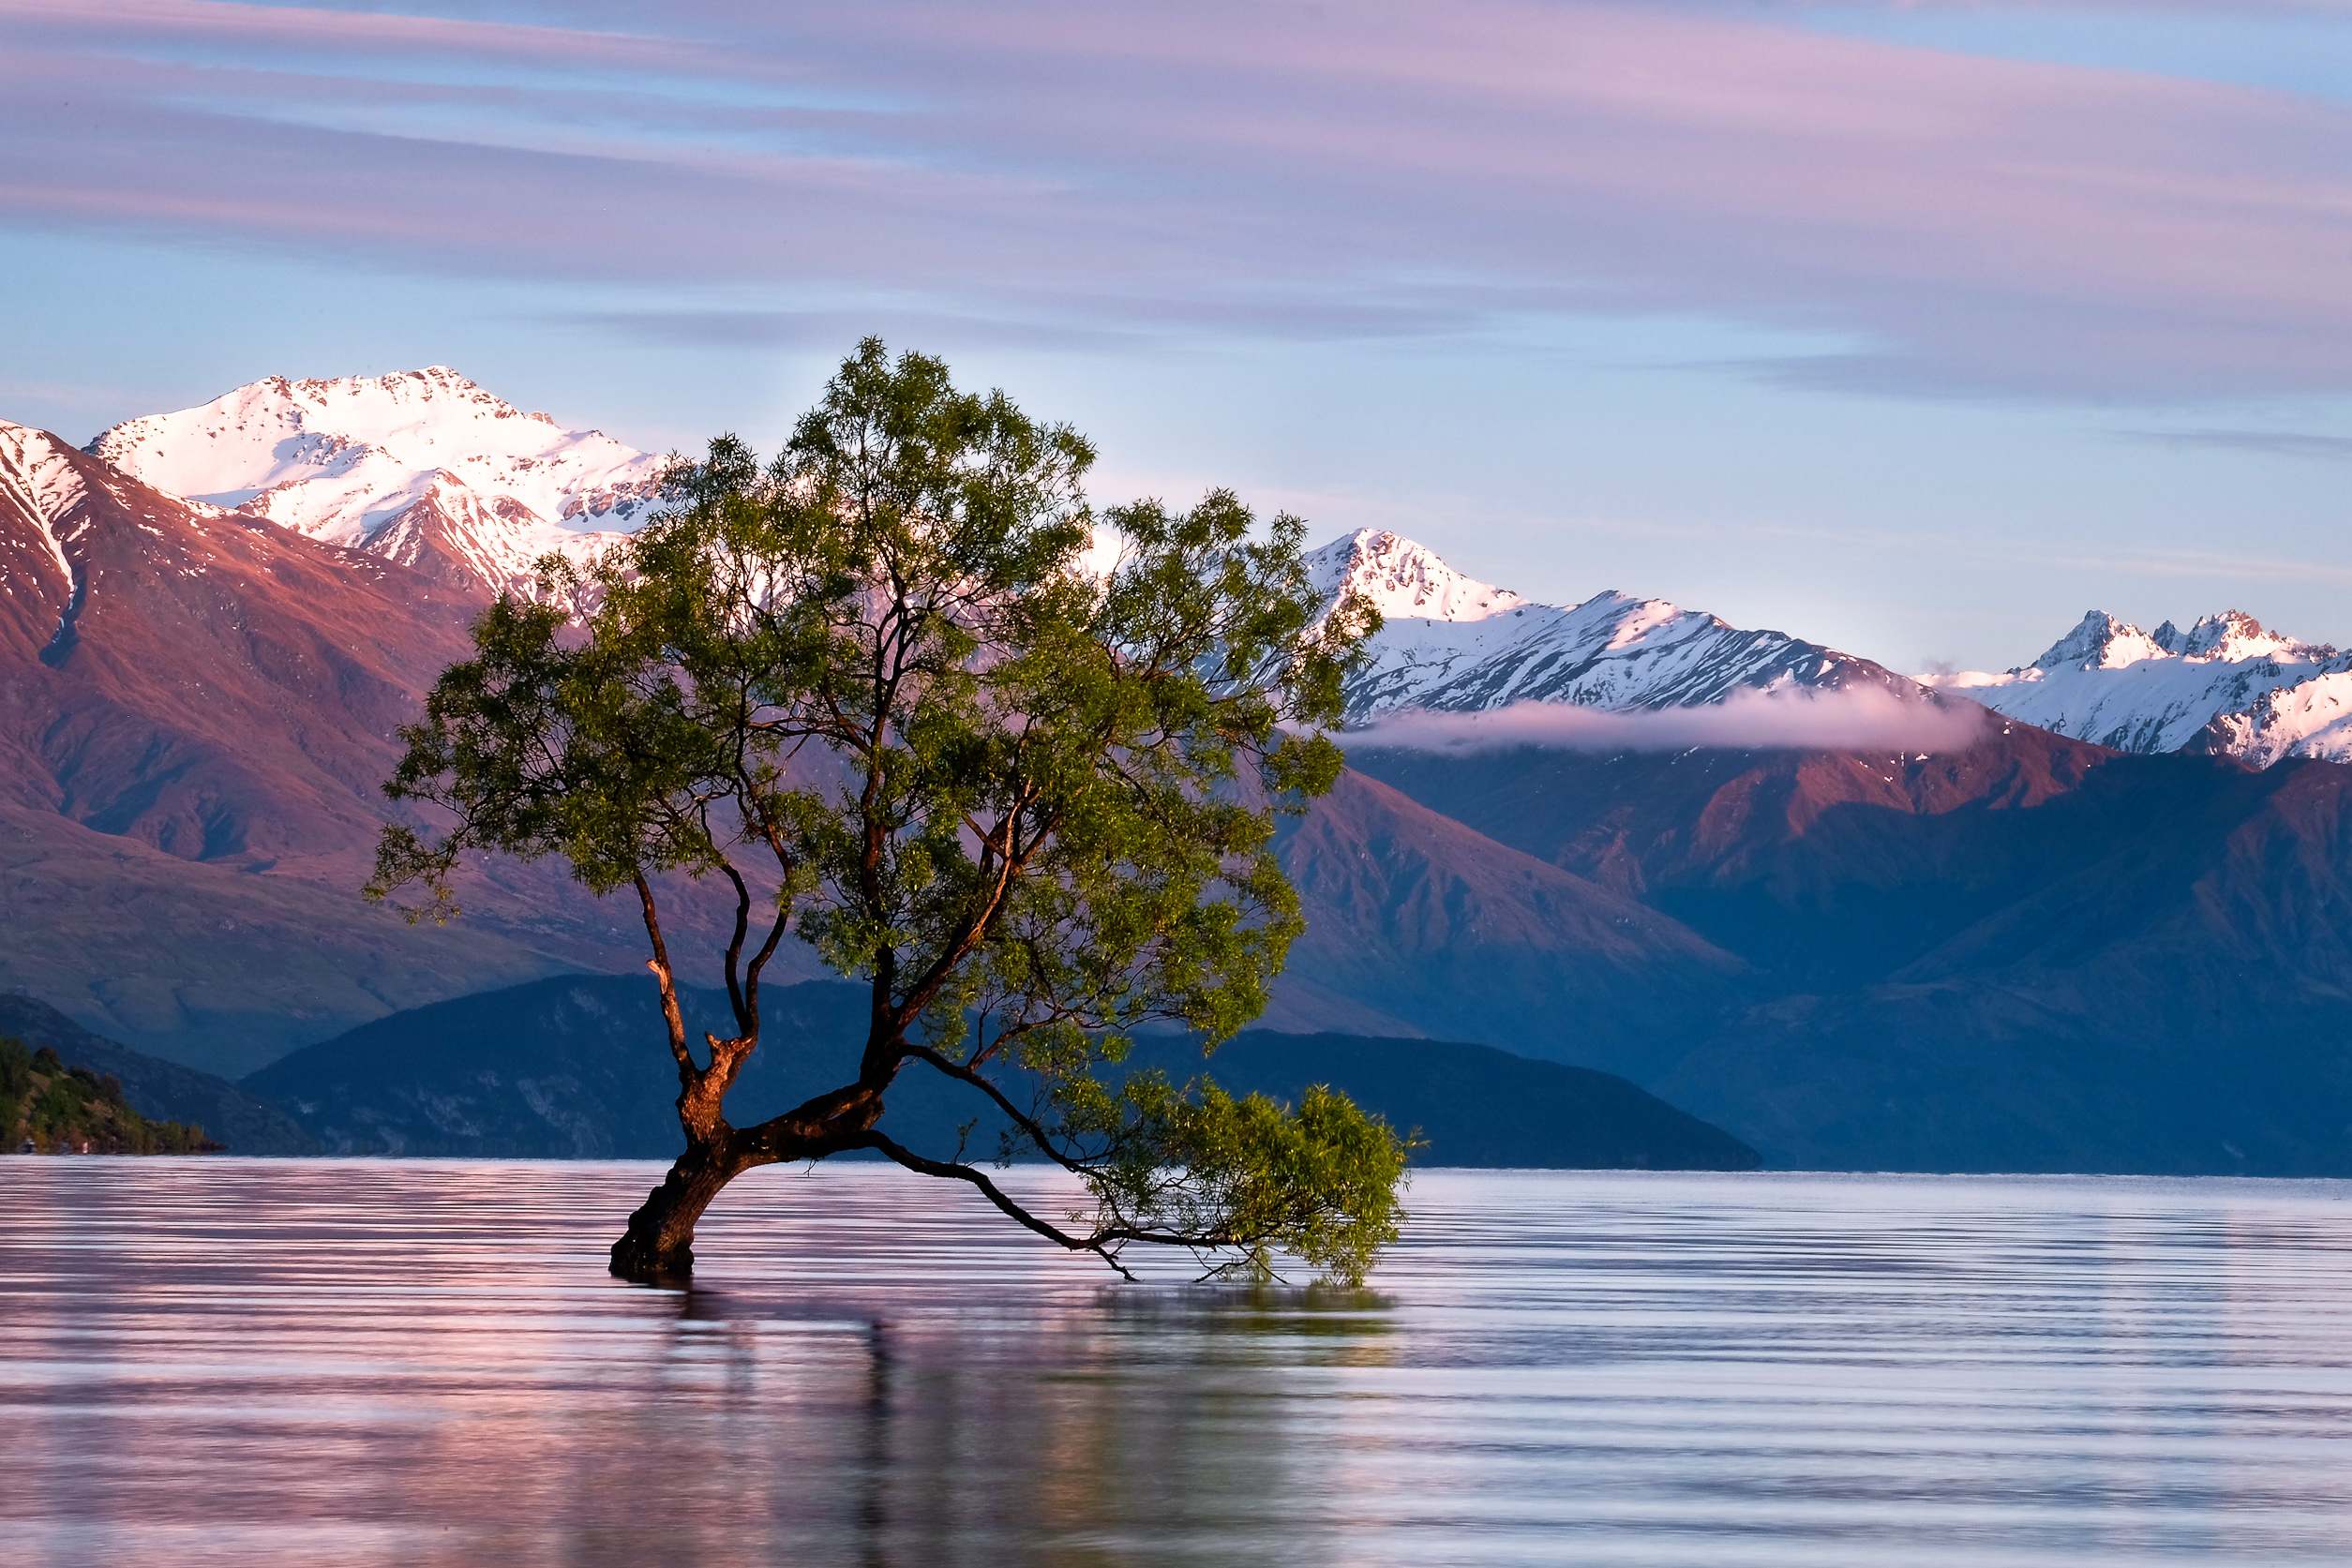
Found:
5,0 -> 2350,672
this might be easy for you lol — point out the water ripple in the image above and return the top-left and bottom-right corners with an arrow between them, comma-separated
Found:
7,1163 -> 2352,1564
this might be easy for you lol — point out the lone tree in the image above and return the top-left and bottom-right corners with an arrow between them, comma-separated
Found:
370,340 -> 1403,1284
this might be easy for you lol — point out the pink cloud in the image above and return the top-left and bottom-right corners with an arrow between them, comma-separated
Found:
0,0 -> 730,74
3,0 -> 2349,399
1352,686 -> 1992,755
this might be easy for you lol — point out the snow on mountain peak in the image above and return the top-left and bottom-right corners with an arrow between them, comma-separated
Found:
84,369 -> 667,601
2030,610 -> 2168,672
1924,607 -> 2352,764
2028,606 -> 2300,677
51,367 -> 1942,754
1310,528 -> 1909,727
0,421 -> 91,598
0,422 -> 88,524
1309,528 -> 1524,623
2172,609 -> 2298,663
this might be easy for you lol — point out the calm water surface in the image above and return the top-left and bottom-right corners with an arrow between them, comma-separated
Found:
7,1162 -> 2352,1565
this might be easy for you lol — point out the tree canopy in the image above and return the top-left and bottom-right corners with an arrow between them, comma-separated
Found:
370,338 -> 1402,1284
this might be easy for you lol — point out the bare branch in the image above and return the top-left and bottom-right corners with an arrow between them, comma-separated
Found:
635,874 -> 696,1079
853,1130 -> 1136,1280
718,860 -> 755,1037
742,905 -> 792,1029
896,1044 -> 1097,1175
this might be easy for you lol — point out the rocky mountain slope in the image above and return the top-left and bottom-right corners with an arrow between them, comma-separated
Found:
0,417 -> 804,1074
86,368 -> 662,599
1,416 -> 480,856
1925,609 -> 2352,768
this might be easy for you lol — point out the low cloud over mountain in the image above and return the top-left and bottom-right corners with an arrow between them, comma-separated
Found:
1352,685 -> 1988,756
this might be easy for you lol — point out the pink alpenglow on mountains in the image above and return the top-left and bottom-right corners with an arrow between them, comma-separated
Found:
1308,528 -> 1925,727
85,367 -> 666,600
1310,528 -> 2352,771
61,369 -> 2352,775
1923,610 -> 2352,769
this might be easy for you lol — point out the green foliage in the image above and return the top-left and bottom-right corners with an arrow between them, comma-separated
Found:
1061,1071 -> 1416,1286
371,338 -> 1404,1283
0,1036 -> 26,1146
32,1077 -> 93,1140
0,1036 -> 212,1155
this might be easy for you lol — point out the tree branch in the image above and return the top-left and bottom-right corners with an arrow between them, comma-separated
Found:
719,860 -> 754,1037
896,1043 -> 1098,1175
853,1129 -> 1136,1280
635,874 -> 697,1079
743,905 -> 792,1028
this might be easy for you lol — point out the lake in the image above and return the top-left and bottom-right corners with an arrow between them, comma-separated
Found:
7,1162 -> 2352,1565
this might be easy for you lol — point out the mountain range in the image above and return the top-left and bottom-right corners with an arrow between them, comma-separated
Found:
8,366 -> 2352,1175
1312,525 -> 2349,769
1305,527 -> 1908,718
1926,609 -> 2352,767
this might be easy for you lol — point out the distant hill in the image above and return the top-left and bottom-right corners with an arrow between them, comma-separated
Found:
0,994 -> 316,1155
243,975 -> 1760,1171
1177,1029 -> 1758,1172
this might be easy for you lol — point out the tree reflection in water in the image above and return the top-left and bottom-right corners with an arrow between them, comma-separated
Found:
627,1277 -> 1397,1562
3,1158 -> 1392,1566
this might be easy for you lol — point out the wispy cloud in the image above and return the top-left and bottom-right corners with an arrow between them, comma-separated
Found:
569,292 -> 1483,352
1350,686 -> 1990,755
5,0 -> 2352,401
1545,508 -> 2352,589
2121,428 -> 2352,460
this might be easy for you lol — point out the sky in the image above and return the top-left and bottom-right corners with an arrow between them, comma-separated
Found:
5,0 -> 2350,674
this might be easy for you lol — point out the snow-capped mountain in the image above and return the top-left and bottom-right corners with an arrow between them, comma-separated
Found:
0,412 -> 774,1072
0,422 -> 89,643
1923,610 -> 2352,767
85,367 -> 666,599
1309,528 -> 1913,722
0,414 -> 482,854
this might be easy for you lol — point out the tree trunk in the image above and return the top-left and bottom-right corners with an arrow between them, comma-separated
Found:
609,1078 -> 893,1282
610,1135 -> 756,1281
